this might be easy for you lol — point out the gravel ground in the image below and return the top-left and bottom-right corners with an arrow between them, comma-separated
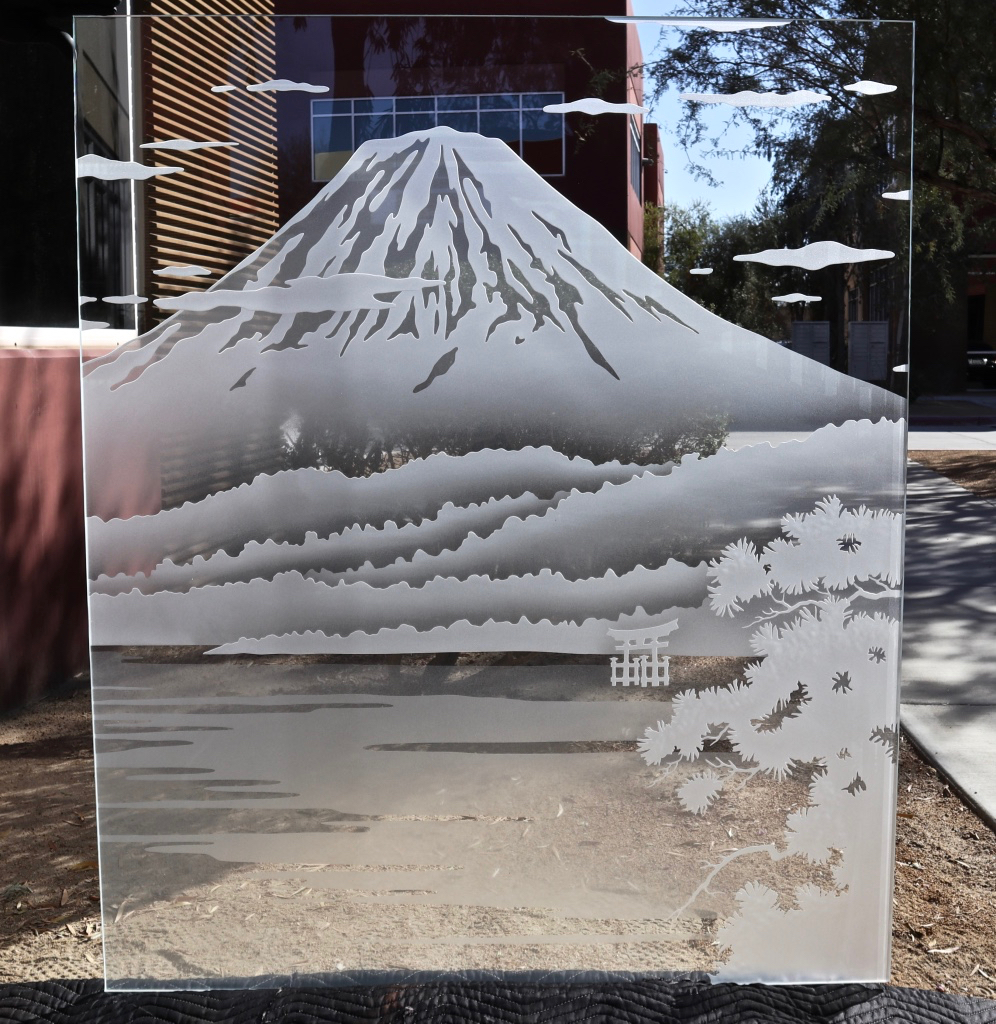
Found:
908,451 -> 996,501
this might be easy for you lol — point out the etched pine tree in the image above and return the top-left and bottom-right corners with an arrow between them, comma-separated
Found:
638,497 -> 903,976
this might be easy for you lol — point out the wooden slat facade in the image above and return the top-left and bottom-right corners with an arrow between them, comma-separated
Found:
138,1 -> 279,329
121,3 -> 288,507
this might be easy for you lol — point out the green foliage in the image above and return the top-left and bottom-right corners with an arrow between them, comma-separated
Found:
661,199 -> 716,282
642,202 -> 664,274
662,199 -> 796,339
641,0 -> 995,385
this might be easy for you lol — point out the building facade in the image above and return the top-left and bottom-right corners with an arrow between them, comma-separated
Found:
271,2 -> 656,260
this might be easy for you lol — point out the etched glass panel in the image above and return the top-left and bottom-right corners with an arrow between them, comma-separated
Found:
76,12 -> 913,990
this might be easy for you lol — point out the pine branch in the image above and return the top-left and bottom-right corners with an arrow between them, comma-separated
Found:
668,844 -> 781,923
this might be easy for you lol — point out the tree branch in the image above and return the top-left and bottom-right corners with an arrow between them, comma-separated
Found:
667,844 -> 780,923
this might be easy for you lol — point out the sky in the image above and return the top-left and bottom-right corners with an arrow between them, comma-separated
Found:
628,0 -> 776,221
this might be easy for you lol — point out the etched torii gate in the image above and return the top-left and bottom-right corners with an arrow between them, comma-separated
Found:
607,619 -> 679,687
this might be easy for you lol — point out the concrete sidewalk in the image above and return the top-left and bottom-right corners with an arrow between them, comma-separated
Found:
908,427 -> 996,450
901,420 -> 996,826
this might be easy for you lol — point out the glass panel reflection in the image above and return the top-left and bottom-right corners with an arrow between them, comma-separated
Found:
76,11 -> 912,991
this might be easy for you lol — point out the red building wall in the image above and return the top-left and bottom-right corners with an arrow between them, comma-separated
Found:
0,350 -> 90,712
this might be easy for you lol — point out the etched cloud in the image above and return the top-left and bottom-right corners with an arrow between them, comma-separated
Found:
844,80 -> 897,96
77,155 -> 182,180
153,265 -> 212,278
606,17 -> 789,32
543,97 -> 646,115
772,293 -> 821,304
154,274 -> 441,313
248,79 -> 329,93
140,139 -> 238,150
734,242 -> 894,270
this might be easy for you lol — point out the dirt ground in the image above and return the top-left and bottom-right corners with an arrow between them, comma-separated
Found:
908,450 -> 996,501
1,450 -> 993,993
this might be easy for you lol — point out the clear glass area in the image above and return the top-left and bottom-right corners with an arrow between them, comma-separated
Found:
76,12 -> 913,990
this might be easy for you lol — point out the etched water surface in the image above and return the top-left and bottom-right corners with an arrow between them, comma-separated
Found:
91,654 -> 838,982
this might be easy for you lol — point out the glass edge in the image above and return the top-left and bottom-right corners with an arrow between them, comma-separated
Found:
71,13 -> 917,23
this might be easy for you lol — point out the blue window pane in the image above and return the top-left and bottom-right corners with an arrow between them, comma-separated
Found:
522,110 -> 563,175
480,110 -> 519,147
331,99 -> 352,114
437,95 -> 476,111
480,93 -> 519,109
355,114 -> 395,143
313,115 -> 354,180
397,112 -> 436,133
354,97 -> 394,114
313,115 -> 352,153
438,111 -> 477,133
523,92 -> 562,108
396,97 -> 434,112
313,100 -> 334,116
522,110 -> 561,141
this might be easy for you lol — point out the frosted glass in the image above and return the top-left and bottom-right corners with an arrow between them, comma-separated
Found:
76,12 -> 913,990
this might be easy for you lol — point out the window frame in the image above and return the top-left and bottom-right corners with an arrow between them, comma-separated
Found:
629,115 -> 643,202
310,92 -> 566,183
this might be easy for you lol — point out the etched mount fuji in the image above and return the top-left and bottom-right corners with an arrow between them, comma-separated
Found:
83,127 -> 901,519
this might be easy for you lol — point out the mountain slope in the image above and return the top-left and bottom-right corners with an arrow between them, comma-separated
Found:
82,128 -> 903,519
